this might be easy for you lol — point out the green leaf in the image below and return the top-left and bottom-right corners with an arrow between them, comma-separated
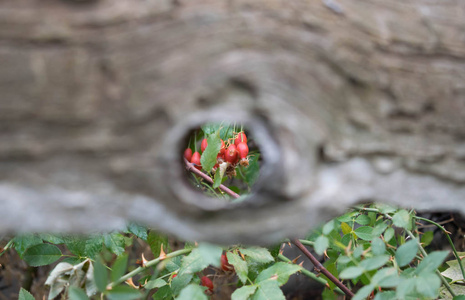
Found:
353,245 -> 364,259
354,226 -> 374,241
441,256 -> 465,281
253,280 -> 285,300
239,247 -> 274,264
106,285 -> 141,300
371,237 -> 386,256
18,288 -> 35,300
377,203 -> 396,214
341,222 -> 352,235
12,234 -> 43,257
395,240 -> 418,267
372,222 -> 389,237
147,231 -> 169,258
255,262 -> 301,286
374,291 -> 396,300
227,252 -> 248,284
453,296 -> 465,300
420,230 -> 434,247
243,153 -> 260,187
38,234 -> 64,244
152,285 -> 173,300
68,286 -> 90,300
359,255 -> 390,271
23,244 -> 62,267
144,278 -> 167,290
103,233 -> 126,256
197,243 -> 223,268
322,220 -> 335,235
352,284 -> 375,300
231,285 -> 257,300
414,250 -> 448,275
415,272 -> 441,298
396,277 -> 416,299
93,259 -> 108,293
177,284 -> 208,300
337,256 -> 351,265
314,236 -> 329,256
111,253 -> 128,282
179,245 -> 221,276
63,235 -> 103,259
127,223 -> 148,241
200,131 -> 222,172
339,266 -> 364,279
321,263 -> 338,290
170,274 -> 193,295
165,256 -> 182,273
384,227 -> 395,243
371,268 -> 400,287
392,210 -> 412,230
213,165 -> 224,189
337,212 -> 358,222
354,215 -> 371,226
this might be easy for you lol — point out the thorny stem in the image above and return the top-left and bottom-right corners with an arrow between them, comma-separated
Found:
185,158 -> 354,297
414,216 -> 465,283
292,239 -> 354,298
406,230 -> 456,298
184,157 -> 240,198
277,254 -> 345,295
108,248 -> 192,289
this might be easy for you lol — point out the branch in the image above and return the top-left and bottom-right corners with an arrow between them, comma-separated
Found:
108,248 -> 192,289
277,253 -> 345,295
292,238 -> 354,298
183,157 -> 240,199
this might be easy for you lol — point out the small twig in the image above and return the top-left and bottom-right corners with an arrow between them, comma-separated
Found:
292,239 -> 354,298
183,157 -> 240,199
278,254 -> 345,295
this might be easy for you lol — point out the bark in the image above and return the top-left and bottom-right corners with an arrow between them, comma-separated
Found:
1,0 -> 465,244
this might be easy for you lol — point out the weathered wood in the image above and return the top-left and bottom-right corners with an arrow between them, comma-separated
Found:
1,0 -> 465,244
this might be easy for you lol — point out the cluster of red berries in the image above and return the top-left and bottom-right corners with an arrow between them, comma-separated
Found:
184,131 -> 250,177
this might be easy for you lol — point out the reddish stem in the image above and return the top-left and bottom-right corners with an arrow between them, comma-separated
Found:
292,239 -> 354,298
183,157 -> 240,199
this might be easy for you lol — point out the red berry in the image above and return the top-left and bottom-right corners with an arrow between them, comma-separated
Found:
234,132 -> 247,146
200,276 -> 214,292
191,151 -> 202,170
236,142 -> 249,159
219,139 -> 225,155
184,148 -> 192,162
201,138 -> 208,153
172,274 -> 177,279
225,144 -> 238,164
221,254 -> 234,272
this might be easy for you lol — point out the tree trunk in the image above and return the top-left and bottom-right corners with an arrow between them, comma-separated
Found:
1,0 -> 465,244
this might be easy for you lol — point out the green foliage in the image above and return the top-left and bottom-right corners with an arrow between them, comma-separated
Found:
18,288 -> 35,300
23,244 -> 62,267
200,130 -> 222,173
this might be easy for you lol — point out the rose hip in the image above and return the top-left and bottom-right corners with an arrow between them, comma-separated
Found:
184,148 -> 192,162
234,132 -> 247,146
201,138 -> 208,153
225,144 -> 238,164
191,151 -> 202,170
